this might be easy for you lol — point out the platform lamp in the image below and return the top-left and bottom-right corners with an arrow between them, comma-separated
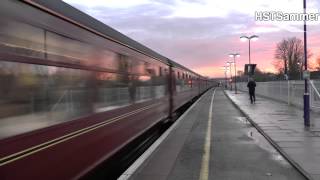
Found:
221,66 -> 229,89
229,53 -> 240,94
240,35 -> 258,65
226,61 -> 234,91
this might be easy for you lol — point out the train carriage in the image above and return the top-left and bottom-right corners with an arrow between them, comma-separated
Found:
0,1 -> 215,179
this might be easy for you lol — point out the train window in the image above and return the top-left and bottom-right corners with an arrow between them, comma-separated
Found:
131,57 -> 145,74
0,18 -> 45,59
95,72 -> 131,111
0,60 -> 169,140
0,17 -> 123,71
145,62 -> 157,77
177,72 -> 180,79
159,67 -> 162,76
0,61 -> 94,139
0,60 -> 170,140
46,31 -> 117,71
96,50 -> 120,70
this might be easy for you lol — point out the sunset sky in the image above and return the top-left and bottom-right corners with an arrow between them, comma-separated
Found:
63,0 -> 320,78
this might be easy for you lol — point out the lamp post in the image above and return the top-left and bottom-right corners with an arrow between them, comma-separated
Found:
227,61 -> 234,91
303,0 -> 310,127
229,53 -> 240,94
221,66 -> 229,89
240,35 -> 258,65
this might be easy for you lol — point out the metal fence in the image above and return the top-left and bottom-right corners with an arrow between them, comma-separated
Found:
235,80 -> 320,110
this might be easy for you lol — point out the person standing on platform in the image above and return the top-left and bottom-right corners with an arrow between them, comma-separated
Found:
247,78 -> 256,104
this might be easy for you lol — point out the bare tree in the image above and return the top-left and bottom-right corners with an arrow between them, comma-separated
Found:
315,56 -> 320,71
272,59 -> 284,74
274,37 -> 309,80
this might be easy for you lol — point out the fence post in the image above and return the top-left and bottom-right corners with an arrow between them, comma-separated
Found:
310,80 -> 313,110
288,80 -> 291,105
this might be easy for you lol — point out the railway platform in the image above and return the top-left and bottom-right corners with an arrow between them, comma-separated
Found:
225,90 -> 320,180
119,88 -> 306,180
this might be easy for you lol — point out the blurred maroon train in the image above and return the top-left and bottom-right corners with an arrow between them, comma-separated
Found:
0,0 -> 216,179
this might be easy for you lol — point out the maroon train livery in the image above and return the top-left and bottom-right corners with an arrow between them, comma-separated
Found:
0,0 -> 216,179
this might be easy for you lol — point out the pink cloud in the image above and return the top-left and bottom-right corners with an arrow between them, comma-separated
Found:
190,29 -> 320,78
64,0 -> 320,78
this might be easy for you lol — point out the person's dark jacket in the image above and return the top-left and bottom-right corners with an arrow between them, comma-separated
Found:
247,81 -> 256,94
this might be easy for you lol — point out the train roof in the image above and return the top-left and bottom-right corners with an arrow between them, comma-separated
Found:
26,0 -> 206,79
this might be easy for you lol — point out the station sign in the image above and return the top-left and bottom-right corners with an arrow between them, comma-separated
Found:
244,64 -> 256,75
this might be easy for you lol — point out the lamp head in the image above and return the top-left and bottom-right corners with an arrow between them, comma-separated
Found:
250,35 -> 259,41
240,35 -> 248,42
229,53 -> 240,58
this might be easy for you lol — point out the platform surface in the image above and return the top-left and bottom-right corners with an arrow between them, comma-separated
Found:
226,90 -> 320,180
127,88 -> 306,180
